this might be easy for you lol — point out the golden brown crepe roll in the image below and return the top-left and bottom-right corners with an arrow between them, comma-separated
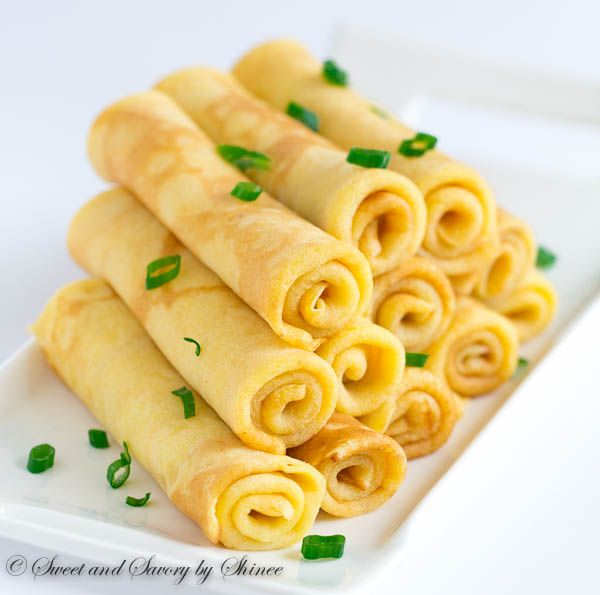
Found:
370,257 -> 456,352
32,280 -> 325,551
68,188 -> 338,455
289,413 -> 406,517
157,68 -> 426,275
87,90 -> 372,350
474,209 -> 536,302
425,297 -> 519,397
359,368 -> 457,459
486,269 -> 557,342
316,320 -> 405,417
233,40 -> 497,293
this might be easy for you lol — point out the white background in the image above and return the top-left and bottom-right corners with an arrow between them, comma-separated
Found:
1,1 -> 599,594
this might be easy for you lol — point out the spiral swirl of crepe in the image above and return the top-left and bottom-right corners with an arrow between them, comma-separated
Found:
31,280 -> 325,551
289,413 -> 406,517
426,297 -> 519,397
157,67 -> 426,275
359,368 -> 458,459
474,209 -> 536,302
87,90 -> 372,351
232,39 -> 497,293
68,188 -> 338,455
486,269 -> 557,342
316,320 -> 405,417
370,257 -> 456,352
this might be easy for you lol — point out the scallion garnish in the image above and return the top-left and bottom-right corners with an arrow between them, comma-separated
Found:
406,352 -> 429,367
88,429 -> 109,449
183,337 -> 201,356
230,181 -> 263,202
126,492 -> 151,507
322,60 -> 348,86
518,357 -> 529,369
536,246 -> 556,270
398,132 -> 437,157
171,386 -> 196,419
217,145 -> 271,172
107,442 -> 132,489
346,147 -> 390,169
370,104 -> 390,119
301,535 -> 345,560
27,443 -> 55,474
146,255 -> 181,290
120,441 -> 131,465
286,101 -> 319,132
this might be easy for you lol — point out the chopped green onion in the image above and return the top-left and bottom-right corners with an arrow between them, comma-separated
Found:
107,442 -> 131,489
120,441 -> 131,465
322,60 -> 348,86
88,429 -> 109,449
346,147 -> 390,169
536,246 -> 556,270
27,443 -> 55,474
146,255 -> 181,290
183,337 -> 201,356
398,132 -> 437,157
217,145 -> 271,172
126,492 -> 151,507
230,181 -> 263,202
370,104 -> 390,119
171,386 -> 196,419
301,534 -> 345,560
406,352 -> 429,367
518,357 -> 529,368
286,101 -> 319,132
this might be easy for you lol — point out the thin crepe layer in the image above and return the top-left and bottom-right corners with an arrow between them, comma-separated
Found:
31,280 -> 325,550
426,297 -> 519,397
289,413 -> 406,517
87,90 -> 372,350
68,188 -> 338,455
233,39 -> 497,292
370,257 -> 456,352
316,320 -> 405,417
157,68 -> 426,275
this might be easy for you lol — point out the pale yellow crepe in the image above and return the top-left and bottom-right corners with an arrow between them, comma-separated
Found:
316,319 -> 405,417
233,39 -> 497,293
31,280 -> 325,551
87,90 -> 372,350
289,413 -> 406,517
359,368 -> 457,459
157,67 -> 426,275
426,297 -> 519,397
370,256 -> 456,352
68,188 -> 338,455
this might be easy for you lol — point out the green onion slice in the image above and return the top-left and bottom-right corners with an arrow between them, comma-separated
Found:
301,534 -> 345,560
120,441 -> 131,465
126,492 -> 151,507
146,255 -> 181,290
217,144 -> 271,172
406,352 -> 429,367
398,132 -> 437,157
346,147 -> 390,169
106,458 -> 130,489
536,246 -> 556,270
88,429 -> 109,449
230,181 -> 263,202
183,337 -> 202,356
172,386 -> 196,419
518,357 -> 529,368
286,101 -> 319,132
322,60 -> 348,86
370,104 -> 390,119
27,443 -> 55,474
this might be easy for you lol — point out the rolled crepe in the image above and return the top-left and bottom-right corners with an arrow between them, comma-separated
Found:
87,90 -> 372,350
31,280 -> 325,551
68,188 -> 338,455
473,209 -> 536,302
157,68 -> 426,275
486,269 -> 557,342
233,39 -> 497,293
369,257 -> 455,352
426,297 -> 519,397
289,413 -> 406,517
359,368 -> 458,459
316,320 -> 405,417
